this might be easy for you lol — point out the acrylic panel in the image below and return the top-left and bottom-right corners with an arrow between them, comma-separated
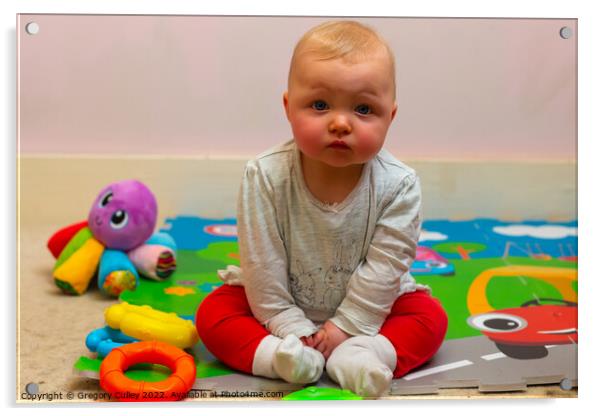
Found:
17,15 -> 577,403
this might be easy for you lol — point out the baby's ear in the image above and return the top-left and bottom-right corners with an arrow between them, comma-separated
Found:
390,103 -> 398,122
283,92 -> 291,121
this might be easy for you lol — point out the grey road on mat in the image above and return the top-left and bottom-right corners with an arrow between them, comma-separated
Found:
191,335 -> 577,396
390,335 -> 577,395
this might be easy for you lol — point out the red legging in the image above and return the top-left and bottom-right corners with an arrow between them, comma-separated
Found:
196,285 -> 448,378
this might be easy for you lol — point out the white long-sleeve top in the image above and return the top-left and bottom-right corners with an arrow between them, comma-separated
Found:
220,140 -> 428,339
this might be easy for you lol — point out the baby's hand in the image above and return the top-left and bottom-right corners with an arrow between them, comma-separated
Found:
300,330 -> 323,348
313,320 -> 350,359
300,335 -> 315,347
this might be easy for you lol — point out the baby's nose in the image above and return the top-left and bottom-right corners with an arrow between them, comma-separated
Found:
328,114 -> 352,136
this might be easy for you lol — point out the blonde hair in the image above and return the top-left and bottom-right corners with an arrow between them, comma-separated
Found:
288,20 -> 396,96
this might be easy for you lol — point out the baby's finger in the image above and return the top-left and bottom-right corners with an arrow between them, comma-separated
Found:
305,336 -> 316,347
314,338 -> 328,354
323,344 -> 336,359
313,338 -> 323,351
313,331 -> 325,345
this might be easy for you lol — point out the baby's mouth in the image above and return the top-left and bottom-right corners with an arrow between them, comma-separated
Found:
328,140 -> 350,150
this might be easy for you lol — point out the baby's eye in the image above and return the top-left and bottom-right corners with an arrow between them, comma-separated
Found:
355,104 -> 372,115
311,100 -> 329,111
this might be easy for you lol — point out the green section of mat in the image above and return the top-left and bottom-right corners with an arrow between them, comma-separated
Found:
75,355 -> 233,380
414,256 -> 577,340
74,356 -> 170,382
120,241 -> 238,317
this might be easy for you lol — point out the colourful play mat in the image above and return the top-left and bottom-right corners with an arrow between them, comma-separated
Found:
75,216 -> 577,396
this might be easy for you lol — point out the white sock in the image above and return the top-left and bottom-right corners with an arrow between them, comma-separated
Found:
252,334 -> 325,384
326,334 -> 396,398
252,334 -> 281,379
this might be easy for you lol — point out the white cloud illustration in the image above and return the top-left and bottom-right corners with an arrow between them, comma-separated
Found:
492,224 -> 577,239
419,230 -> 448,242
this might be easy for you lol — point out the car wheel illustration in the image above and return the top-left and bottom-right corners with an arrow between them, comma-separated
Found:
494,342 -> 549,359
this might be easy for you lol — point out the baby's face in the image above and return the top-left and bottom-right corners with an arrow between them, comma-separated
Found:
284,51 -> 397,168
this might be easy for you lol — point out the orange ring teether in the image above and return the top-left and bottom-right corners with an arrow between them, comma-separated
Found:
100,340 -> 196,401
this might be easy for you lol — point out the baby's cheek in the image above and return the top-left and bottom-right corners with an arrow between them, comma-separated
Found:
354,126 -> 386,158
292,118 -> 323,153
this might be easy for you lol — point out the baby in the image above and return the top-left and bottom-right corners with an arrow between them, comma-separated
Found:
196,20 -> 448,398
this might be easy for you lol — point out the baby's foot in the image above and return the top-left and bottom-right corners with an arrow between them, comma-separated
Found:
326,335 -> 396,398
273,334 -> 325,384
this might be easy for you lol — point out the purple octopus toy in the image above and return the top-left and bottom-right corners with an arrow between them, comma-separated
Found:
47,180 -> 177,296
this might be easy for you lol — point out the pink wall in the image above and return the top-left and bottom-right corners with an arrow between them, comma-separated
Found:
18,15 -> 576,161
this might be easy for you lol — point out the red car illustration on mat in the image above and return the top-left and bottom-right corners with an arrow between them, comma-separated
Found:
466,265 -> 577,359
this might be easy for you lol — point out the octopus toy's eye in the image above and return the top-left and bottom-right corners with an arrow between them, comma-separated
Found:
110,210 -> 129,230
99,191 -> 114,208
467,313 -> 527,333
